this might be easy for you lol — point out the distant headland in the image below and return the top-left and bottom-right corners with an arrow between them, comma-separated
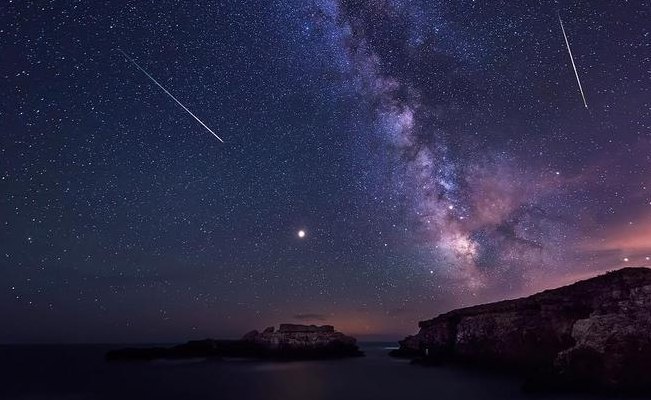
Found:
106,323 -> 362,361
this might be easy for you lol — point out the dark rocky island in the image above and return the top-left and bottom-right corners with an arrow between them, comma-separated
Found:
391,267 -> 651,393
107,324 -> 362,361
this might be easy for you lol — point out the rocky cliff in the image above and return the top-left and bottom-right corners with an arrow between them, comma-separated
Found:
392,267 -> 651,393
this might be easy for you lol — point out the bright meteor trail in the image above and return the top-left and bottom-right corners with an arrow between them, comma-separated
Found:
117,49 -> 224,143
558,14 -> 588,109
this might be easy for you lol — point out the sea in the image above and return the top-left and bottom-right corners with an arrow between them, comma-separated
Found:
0,343 -> 629,399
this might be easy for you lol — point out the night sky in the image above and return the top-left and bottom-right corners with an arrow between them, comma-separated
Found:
1,0 -> 648,343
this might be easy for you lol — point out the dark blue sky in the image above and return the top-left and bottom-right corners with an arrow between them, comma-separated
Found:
1,0 -> 648,342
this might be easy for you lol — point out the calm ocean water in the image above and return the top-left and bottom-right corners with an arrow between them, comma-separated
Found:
0,343 -> 614,399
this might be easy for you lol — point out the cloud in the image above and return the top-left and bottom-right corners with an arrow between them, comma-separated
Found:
293,313 -> 329,321
581,215 -> 651,255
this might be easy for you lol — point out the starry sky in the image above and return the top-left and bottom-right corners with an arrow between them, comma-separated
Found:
1,0 -> 649,343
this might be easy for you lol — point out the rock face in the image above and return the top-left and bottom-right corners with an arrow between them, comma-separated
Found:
392,268 -> 651,393
107,324 -> 361,361
239,324 -> 361,358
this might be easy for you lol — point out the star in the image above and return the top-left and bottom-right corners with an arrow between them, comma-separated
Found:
0,0 -> 646,346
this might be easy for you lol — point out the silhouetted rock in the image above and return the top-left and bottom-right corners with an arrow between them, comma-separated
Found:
107,324 -> 362,361
105,339 -> 254,361
392,268 -> 651,393
241,324 -> 362,359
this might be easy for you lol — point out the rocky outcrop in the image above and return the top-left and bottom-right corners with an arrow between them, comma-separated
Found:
239,324 -> 361,358
392,268 -> 651,393
106,324 -> 361,361
106,339 -> 260,361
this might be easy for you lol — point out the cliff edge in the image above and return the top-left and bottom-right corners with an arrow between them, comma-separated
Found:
392,268 -> 651,393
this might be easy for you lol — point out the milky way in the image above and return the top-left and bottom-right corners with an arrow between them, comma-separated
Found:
303,0 -> 589,292
0,0 -> 648,341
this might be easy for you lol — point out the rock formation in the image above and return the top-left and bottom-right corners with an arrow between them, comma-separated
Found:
107,324 -> 361,361
391,267 -> 651,393
240,324 -> 361,358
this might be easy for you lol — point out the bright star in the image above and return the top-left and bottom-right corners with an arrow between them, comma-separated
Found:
297,230 -> 306,238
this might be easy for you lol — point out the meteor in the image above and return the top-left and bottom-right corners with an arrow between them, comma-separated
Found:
558,14 -> 588,109
117,49 -> 224,143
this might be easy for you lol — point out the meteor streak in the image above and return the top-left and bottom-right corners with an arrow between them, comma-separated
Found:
558,14 -> 588,109
117,49 -> 224,143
